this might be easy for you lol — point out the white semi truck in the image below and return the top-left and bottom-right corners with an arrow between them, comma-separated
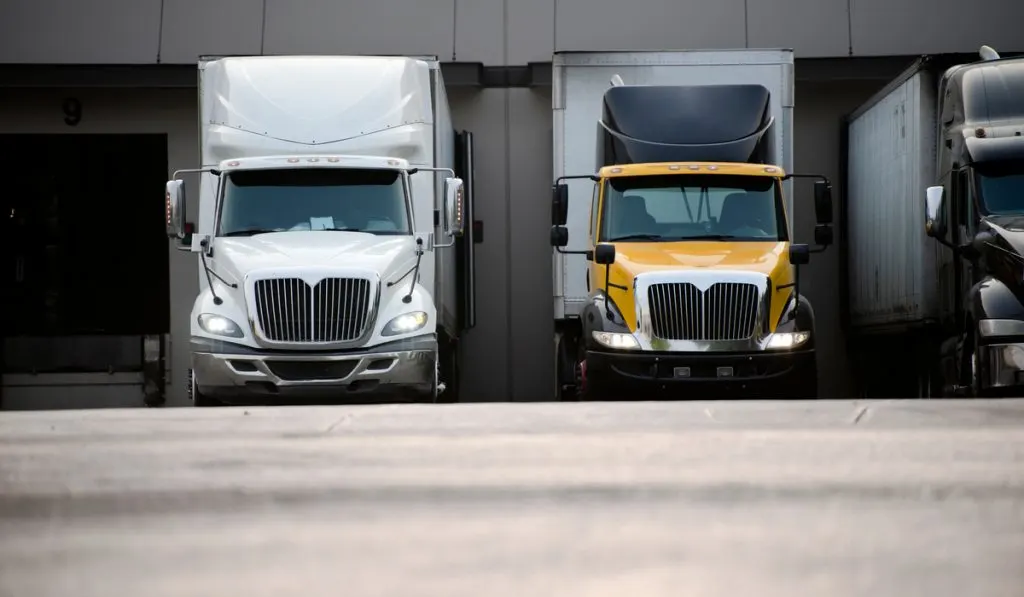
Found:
165,55 -> 478,406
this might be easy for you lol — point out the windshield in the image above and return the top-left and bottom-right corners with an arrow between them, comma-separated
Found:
976,160 -> 1024,215
217,167 -> 412,237
599,174 -> 787,242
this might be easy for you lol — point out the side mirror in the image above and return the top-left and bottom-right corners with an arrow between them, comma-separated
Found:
165,180 -> 186,239
594,243 -> 616,265
550,226 -> 569,248
925,185 -> 947,238
813,224 -> 833,247
444,177 -> 465,238
813,180 -> 833,225
552,183 -> 569,226
789,243 -> 810,266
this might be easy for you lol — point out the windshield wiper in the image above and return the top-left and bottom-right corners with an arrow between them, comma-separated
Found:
607,234 -> 668,241
221,228 -> 278,237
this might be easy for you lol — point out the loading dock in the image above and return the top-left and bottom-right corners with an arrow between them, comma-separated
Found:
1,133 -> 169,408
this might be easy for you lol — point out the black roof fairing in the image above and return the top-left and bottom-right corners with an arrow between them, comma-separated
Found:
597,84 -> 776,167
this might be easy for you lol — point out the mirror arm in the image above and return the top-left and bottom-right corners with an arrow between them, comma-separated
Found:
556,174 -> 600,184
933,236 -> 958,252
555,247 -> 593,259
777,267 -> 801,317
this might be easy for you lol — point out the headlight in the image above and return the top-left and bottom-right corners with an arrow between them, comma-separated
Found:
592,331 -> 640,350
197,314 -> 244,338
766,331 -> 810,350
382,311 -> 428,336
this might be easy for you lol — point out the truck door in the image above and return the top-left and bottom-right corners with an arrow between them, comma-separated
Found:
454,130 -> 477,330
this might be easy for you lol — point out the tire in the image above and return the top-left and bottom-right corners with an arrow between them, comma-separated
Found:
189,369 -> 223,407
436,338 -> 460,403
555,332 -> 579,402
577,346 -> 612,401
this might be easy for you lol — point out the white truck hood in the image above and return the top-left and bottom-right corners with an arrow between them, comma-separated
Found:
213,232 -> 416,281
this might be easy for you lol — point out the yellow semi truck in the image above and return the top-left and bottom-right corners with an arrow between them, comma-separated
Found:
550,50 -> 835,400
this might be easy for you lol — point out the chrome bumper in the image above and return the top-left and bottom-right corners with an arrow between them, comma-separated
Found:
190,335 -> 436,401
984,342 -> 1024,389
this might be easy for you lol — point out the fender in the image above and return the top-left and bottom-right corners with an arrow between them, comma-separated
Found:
968,276 -> 1024,323
775,293 -> 816,332
580,291 -> 632,350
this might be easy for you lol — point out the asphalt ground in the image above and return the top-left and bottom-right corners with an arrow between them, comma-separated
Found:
1,399 -> 1023,597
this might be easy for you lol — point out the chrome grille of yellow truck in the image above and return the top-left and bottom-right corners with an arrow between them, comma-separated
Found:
647,282 -> 760,341
253,277 -> 372,343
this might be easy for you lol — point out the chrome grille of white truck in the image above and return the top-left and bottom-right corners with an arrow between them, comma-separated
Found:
253,277 -> 372,343
647,282 -> 760,341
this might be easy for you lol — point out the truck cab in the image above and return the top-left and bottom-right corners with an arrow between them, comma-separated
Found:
166,55 -> 475,406
923,49 -> 1024,396
551,80 -> 834,400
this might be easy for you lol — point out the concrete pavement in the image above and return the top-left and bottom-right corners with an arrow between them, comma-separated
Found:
1,399 -> 1023,597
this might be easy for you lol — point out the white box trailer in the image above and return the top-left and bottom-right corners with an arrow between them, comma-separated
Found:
552,50 -> 795,320
167,55 -> 477,405
844,63 -> 948,332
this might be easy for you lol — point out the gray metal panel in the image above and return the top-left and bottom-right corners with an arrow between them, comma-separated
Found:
0,0 -> 162,63
850,0 -> 1024,56
747,0 -> 850,57
508,88 -> 556,401
454,0 -> 503,64
159,0 -> 264,64
508,0 -> 555,64
447,88 -> 511,401
261,0 -> 454,58
846,71 -> 939,329
554,0 -> 746,52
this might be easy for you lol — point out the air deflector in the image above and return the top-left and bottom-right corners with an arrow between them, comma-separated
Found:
598,84 -> 776,166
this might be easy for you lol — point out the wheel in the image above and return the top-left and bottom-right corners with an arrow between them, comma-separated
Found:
189,369 -> 223,407
555,332 -> 579,402
436,337 -> 460,403
577,344 -> 611,401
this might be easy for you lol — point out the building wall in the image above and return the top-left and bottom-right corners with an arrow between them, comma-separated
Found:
1,0 -> 1022,64
2,0 -> 1021,404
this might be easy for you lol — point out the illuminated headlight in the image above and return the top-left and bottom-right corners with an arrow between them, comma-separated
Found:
592,331 -> 640,350
383,311 -> 428,336
766,331 -> 810,350
1001,345 -> 1024,370
197,314 -> 244,338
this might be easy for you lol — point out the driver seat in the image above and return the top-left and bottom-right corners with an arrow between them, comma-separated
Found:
718,192 -> 774,233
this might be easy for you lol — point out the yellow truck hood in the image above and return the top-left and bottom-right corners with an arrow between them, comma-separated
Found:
604,241 -> 794,332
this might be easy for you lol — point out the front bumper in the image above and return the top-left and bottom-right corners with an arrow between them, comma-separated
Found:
191,335 -> 436,403
586,348 -> 817,399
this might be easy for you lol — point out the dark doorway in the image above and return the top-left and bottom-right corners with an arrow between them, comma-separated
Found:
1,134 -> 169,376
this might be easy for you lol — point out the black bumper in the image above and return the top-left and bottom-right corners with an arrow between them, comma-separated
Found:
585,349 -> 818,399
